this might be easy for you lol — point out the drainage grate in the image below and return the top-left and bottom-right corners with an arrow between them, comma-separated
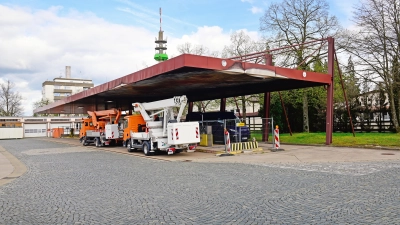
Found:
381,153 -> 395,155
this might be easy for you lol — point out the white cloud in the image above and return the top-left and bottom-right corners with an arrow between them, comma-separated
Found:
0,4 -> 261,116
168,26 -> 262,58
250,6 -> 263,14
241,0 -> 254,3
0,4 -> 158,116
168,26 -> 230,56
330,0 -> 360,29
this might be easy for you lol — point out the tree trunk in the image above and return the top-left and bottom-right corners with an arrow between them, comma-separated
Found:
303,91 -> 309,132
389,86 -> 400,132
397,84 -> 400,124
241,96 -> 247,123
397,93 -> 400,125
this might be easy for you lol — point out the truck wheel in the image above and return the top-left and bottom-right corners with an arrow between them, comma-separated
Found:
82,137 -> 88,146
143,141 -> 151,156
95,138 -> 101,147
127,140 -> 134,153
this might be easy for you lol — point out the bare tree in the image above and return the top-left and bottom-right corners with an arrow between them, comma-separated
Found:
345,0 -> 400,132
0,80 -> 23,116
177,42 -> 219,57
221,31 -> 266,121
222,30 -> 265,63
177,42 -> 220,112
260,0 -> 341,132
33,98 -> 51,116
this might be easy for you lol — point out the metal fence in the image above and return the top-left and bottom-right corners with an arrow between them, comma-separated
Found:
198,117 -> 275,145
247,118 -> 275,142
334,120 -> 395,132
198,120 -> 231,144
55,126 -> 79,137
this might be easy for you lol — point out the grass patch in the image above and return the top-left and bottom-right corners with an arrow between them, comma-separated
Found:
251,131 -> 400,148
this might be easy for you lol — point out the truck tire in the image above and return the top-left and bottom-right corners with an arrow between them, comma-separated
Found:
142,141 -> 151,156
127,140 -> 134,153
82,137 -> 88,146
95,138 -> 101,147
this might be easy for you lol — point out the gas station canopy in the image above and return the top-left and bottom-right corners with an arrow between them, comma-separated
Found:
34,54 -> 331,114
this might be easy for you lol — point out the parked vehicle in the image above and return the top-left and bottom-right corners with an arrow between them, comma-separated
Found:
185,111 -> 251,144
79,108 -> 123,147
124,96 -> 200,156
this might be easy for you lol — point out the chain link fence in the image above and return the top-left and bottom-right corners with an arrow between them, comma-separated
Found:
248,118 -> 275,143
198,119 -> 252,144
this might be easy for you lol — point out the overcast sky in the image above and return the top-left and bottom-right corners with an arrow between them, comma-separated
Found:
0,0 -> 359,116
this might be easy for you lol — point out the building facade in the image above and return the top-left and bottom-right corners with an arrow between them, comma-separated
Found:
0,117 -> 82,139
42,66 -> 94,102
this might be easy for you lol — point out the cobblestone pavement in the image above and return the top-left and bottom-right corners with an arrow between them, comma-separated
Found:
1,139 -> 400,225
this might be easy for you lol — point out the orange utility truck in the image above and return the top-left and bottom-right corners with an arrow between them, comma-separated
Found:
79,108 -> 123,147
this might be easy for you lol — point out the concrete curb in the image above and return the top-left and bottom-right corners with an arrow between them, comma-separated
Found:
0,146 -> 27,187
260,142 -> 400,151
195,148 -> 224,154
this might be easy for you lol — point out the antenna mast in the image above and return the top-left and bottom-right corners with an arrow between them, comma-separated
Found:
154,7 -> 168,62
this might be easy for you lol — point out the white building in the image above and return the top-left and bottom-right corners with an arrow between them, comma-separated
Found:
0,117 -> 82,139
42,66 -> 94,102
356,90 -> 391,121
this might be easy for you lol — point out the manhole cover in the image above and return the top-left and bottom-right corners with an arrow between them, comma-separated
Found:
381,153 -> 395,155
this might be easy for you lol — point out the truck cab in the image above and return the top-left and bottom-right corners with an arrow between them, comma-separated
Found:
79,118 -> 95,139
122,114 -> 146,146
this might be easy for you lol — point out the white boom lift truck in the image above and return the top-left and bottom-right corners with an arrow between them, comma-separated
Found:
126,95 -> 200,156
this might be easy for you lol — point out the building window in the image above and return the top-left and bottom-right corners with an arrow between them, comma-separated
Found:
54,85 -> 60,89
83,87 -> 89,90
54,93 -> 60,96
25,129 -> 46,133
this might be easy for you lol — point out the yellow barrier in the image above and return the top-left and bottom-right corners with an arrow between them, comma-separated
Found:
200,134 -> 213,147
230,141 -> 259,153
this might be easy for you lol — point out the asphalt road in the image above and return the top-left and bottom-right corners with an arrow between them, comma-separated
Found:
0,138 -> 400,225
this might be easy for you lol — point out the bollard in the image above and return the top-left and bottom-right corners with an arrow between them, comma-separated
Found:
225,129 -> 231,153
220,128 -> 234,156
274,125 -> 280,149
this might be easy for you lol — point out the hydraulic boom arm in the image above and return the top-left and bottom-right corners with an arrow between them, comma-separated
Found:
133,96 -> 188,122
87,108 -> 122,129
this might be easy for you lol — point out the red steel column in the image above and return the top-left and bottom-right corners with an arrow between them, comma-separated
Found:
263,93 -> 271,142
220,98 -> 226,112
188,102 -> 193,113
262,54 -> 273,142
326,37 -> 334,145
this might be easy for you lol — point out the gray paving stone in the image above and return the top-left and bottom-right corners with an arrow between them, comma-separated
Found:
0,139 -> 399,224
